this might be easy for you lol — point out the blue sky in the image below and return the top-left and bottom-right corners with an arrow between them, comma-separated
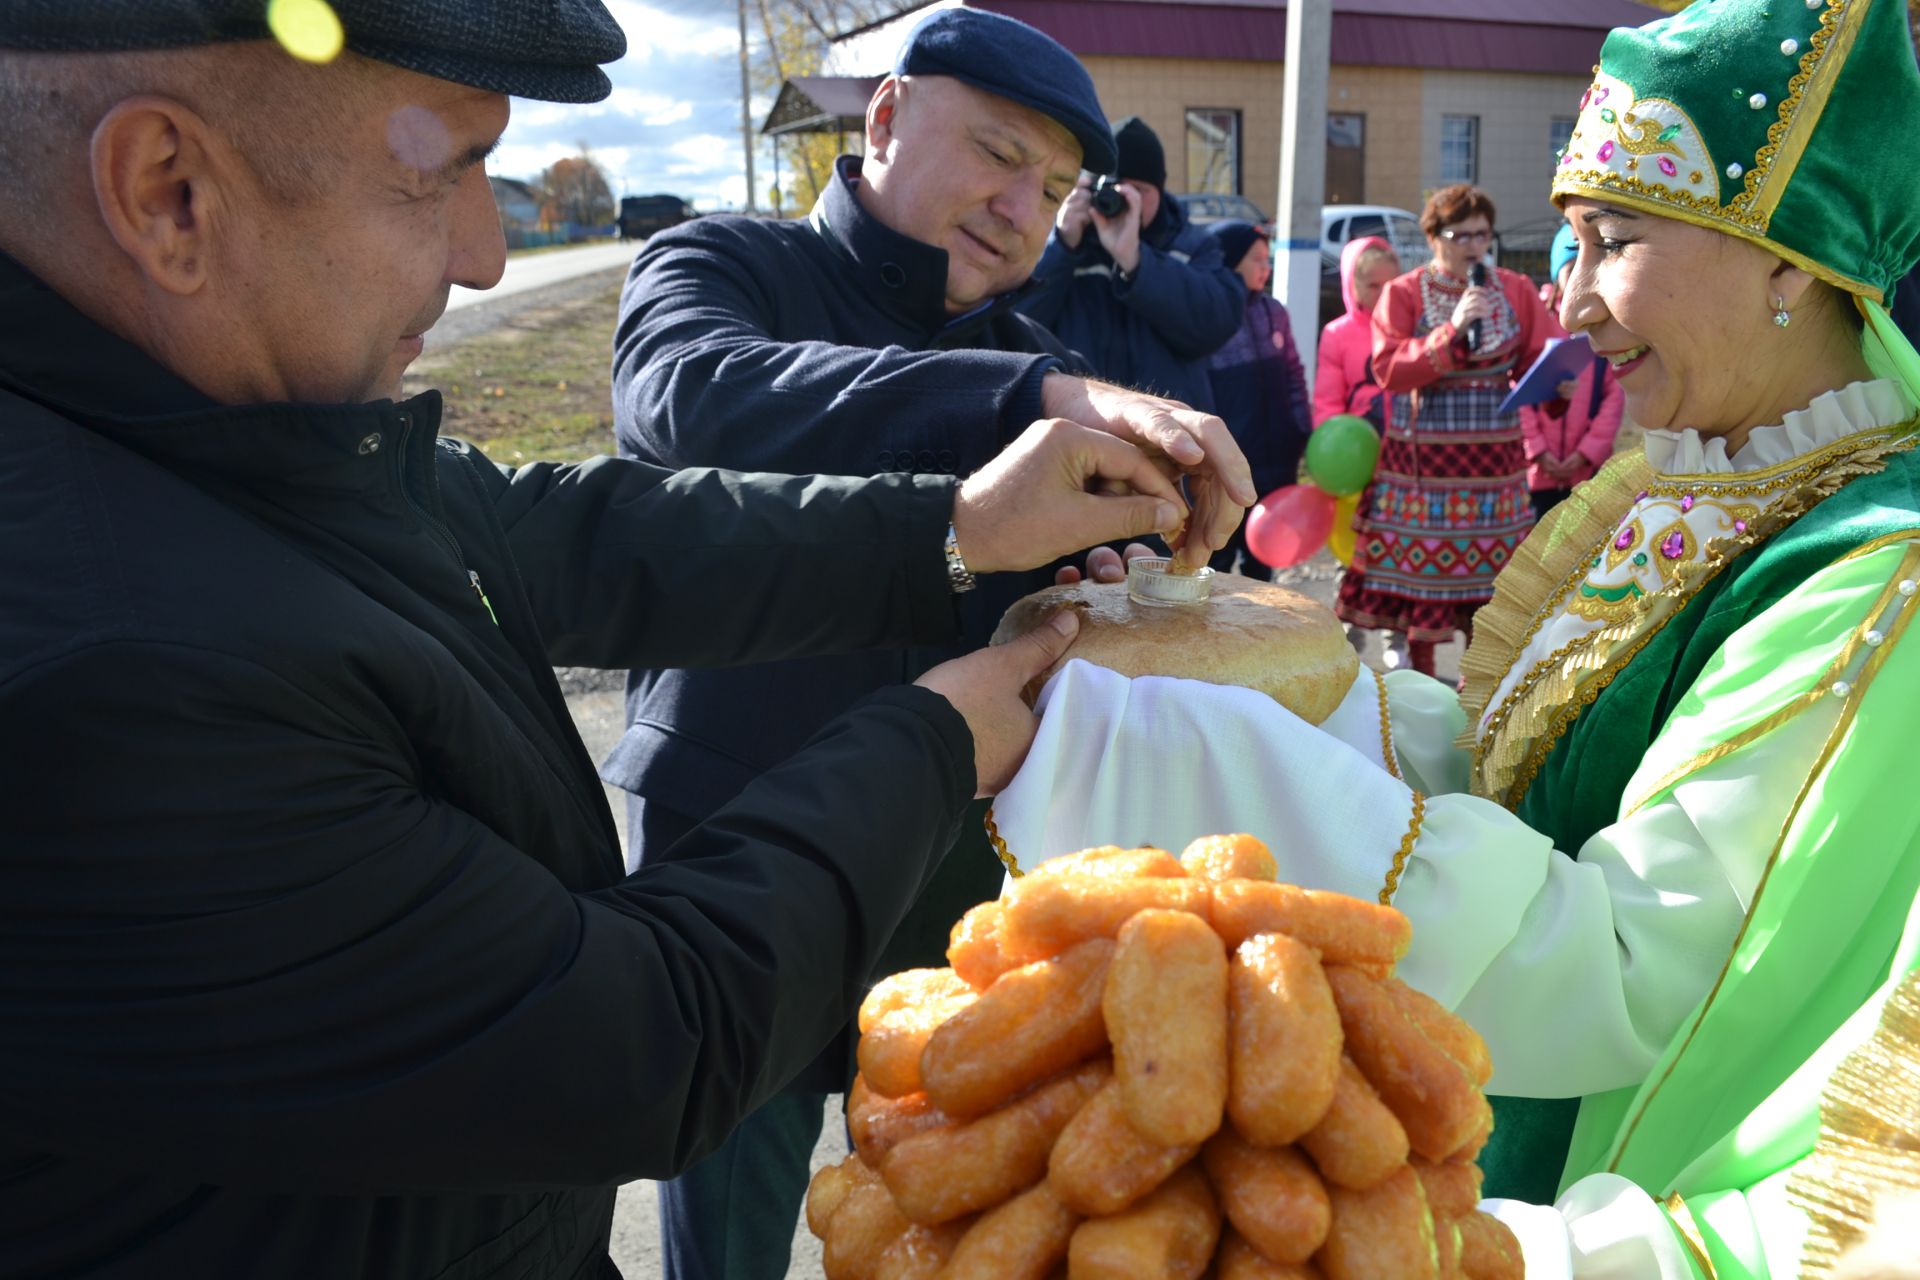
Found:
492,1 -> 772,212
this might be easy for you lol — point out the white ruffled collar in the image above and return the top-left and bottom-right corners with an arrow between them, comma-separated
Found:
1641,379 -> 1915,477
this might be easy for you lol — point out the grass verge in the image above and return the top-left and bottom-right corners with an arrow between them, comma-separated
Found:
401,282 -> 622,466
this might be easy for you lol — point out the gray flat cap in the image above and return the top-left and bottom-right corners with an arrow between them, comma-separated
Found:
0,0 -> 627,103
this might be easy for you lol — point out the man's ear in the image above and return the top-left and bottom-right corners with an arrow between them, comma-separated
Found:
864,76 -> 905,160
89,96 -> 224,296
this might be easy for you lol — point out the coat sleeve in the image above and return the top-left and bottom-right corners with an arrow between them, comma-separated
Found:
1576,368 -> 1627,469
440,443 -> 963,671
612,225 -> 1058,474
1313,320 -> 1351,426
0,645 -> 976,1194
1112,230 -> 1246,361
1372,275 -> 1460,391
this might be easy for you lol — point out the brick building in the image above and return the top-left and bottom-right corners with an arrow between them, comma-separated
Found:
806,0 -> 1662,236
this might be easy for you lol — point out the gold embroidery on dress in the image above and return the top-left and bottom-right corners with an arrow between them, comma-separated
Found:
1463,424 -> 1916,810
1604,516 -> 1645,573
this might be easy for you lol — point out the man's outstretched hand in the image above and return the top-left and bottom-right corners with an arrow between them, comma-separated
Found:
949,418 -> 1190,574
916,609 -> 1080,797
1039,373 -> 1255,570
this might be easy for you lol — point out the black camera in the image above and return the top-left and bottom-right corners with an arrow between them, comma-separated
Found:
1090,174 -> 1127,219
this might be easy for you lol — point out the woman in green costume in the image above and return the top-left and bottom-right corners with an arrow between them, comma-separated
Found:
988,0 -> 1920,1273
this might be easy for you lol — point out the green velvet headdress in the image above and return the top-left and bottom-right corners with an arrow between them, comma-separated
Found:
1552,0 -> 1920,303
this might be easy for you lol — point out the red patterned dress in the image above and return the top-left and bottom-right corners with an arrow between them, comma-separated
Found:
1335,264 -> 1551,643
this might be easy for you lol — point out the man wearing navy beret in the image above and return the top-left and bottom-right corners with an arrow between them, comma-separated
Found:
608,11 -> 1253,1276
0,3 -> 1248,1276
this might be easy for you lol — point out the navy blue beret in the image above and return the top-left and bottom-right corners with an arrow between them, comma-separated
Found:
0,0 -> 625,104
894,8 -> 1115,175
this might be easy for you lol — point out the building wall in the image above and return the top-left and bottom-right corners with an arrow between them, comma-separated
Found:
1080,56 -> 1580,233
1420,70 -> 1585,233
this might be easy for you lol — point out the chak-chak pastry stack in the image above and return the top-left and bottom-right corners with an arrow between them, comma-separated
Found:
805,835 -> 1525,1279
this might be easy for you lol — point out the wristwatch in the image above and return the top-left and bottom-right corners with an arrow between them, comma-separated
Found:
944,523 -> 977,594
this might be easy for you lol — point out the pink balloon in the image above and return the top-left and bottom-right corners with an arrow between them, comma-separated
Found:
1245,483 -> 1337,569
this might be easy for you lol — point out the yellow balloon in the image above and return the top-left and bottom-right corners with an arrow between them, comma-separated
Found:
267,0 -> 345,63
1328,492 -> 1361,566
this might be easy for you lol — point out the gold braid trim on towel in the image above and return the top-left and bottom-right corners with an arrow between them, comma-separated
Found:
984,805 -> 1021,877
1789,969 -> 1920,1279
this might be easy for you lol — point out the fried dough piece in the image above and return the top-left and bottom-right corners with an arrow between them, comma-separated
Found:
1299,1057 -> 1410,1190
1383,977 -> 1493,1086
807,1153 -> 878,1239
1210,882 -> 1411,974
1410,1157 -> 1483,1222
923,938 -> 1114,1118
821,1176 -> 912,1280
1216,1228 -> 1327,1280
1048,1078 -> 1198,1216
871,1220 -> 973,1280
1106,909 -> 1230,1146
941,1181 -> 1079,1280
1178,834 -> 1278,883
857,969 -> 977,1098
1456,1212 -> 1524,1280
1202,1131 -> 1331,1265
847,1078 -> 951,1169
1031,845 -> 1187,880
881,1058 -> 1108,1225
1227,931 -> 1342,1145
949,902 -> 1018,992
1000,874 -> 1211,966
1450,1103 -> 1495,1163
1066,1164 -> 1222,1280
1324,966 -> 1483,1161
1316,1165 -> 1438,1280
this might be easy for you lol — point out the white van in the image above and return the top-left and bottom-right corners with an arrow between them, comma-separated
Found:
1321,205 -> 1427,271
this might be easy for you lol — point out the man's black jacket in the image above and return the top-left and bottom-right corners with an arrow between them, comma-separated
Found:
0,252 -> 976,1278
608,160 -> 1080,1083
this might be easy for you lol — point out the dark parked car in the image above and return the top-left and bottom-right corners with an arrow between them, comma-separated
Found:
1176,192 -> 1270,226
618,194 -> 697,242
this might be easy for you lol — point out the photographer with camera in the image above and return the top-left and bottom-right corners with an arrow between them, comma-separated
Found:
1021,116 -> 1245,414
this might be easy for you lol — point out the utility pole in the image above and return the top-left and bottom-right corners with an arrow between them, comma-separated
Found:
1275,0 -> 1330,380
738,0 -> 757,213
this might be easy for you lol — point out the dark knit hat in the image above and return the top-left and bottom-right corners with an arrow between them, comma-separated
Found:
895,7 -> 1115,174
1210,219 -> 1264,270
1113,116 -> 1166,188
0,0 -> 626,103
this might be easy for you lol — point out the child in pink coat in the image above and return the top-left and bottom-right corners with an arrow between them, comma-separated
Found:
1314,236 -> 1401,428
1518,224 -> 1624,519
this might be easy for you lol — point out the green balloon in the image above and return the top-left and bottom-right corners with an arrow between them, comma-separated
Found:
1305,414 -> 1381,497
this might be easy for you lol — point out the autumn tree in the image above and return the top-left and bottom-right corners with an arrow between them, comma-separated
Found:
539,147 -> 615,228
753,0 -> 906,212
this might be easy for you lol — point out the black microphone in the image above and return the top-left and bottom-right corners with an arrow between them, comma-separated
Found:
1465,261 -> 1489,353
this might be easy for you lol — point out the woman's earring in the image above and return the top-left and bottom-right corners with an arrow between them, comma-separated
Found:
1773,295 -> 1792,328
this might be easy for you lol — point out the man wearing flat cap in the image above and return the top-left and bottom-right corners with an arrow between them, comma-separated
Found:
0,4 -> 1242,1276
1022,115 -> 1247,415
607,10 -> 1252,1275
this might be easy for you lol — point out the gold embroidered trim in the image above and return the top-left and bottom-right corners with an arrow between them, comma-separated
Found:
1788,968 -> 1920,1279
1380,791 -> 1425,905
1606,548 -> 1920,1173
1373,669 -> 1403,782
1467,426 -> 1916,809
984,805 -> 1021,877
1835,525 -> 1920,563
1663,1191 -> 1721,1280
1646,428 -> 1908,495
1622,541 -> 1920,815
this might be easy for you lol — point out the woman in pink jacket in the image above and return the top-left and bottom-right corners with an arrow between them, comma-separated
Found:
1519,223 -> 1624,518
1314,236 -> 1402,428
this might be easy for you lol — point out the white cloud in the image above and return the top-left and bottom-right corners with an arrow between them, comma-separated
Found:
605,1 -> 740,60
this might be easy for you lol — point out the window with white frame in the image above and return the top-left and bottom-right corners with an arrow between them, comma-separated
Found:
1440,115 -> 1479,184
1185,108 -> 1241,194
1549,115 -> 1577,172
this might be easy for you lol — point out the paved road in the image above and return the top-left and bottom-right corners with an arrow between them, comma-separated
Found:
445,240 -> 638,313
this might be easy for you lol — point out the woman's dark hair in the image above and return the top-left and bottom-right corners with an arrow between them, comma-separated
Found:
1421,184 -> 1497,238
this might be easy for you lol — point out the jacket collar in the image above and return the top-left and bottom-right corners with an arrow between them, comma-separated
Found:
0,248 -> 443,514
809,155 -> 1042,340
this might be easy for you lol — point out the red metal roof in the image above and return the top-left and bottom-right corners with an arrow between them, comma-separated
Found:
973,0 -> 1663,76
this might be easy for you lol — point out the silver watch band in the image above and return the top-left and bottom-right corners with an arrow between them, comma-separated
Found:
944,523 -> 976,594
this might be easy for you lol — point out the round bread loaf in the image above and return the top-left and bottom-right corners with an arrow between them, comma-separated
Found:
990,573 -> 1358,725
